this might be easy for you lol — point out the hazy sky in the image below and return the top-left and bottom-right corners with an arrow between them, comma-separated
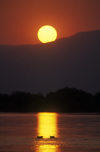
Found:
0,0 -> 100,45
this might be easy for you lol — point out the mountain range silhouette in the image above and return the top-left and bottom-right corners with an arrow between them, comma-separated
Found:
0,30 -> 100,95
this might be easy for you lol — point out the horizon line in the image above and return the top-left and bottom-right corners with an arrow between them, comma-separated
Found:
0,29 -> 100,46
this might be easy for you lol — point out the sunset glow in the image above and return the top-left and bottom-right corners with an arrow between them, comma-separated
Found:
37,25 -> 57,43
0,1 -> 100,45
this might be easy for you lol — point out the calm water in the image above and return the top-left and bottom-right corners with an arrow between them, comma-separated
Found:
0,113 -> 100,152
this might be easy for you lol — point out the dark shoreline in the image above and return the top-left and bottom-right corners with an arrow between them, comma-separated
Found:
0,86 -> 100,113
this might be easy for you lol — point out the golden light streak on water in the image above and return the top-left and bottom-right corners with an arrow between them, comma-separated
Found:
36,144 -> 58,152
34,113 -> 58,151
37,112 -> 58,138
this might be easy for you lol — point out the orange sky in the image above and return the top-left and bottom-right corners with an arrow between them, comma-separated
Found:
0,0 -> 100,45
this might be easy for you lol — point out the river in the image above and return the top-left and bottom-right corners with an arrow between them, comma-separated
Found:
0,113 -> 100,152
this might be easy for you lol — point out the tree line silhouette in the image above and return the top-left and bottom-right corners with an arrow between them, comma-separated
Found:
0,87 -> 100,113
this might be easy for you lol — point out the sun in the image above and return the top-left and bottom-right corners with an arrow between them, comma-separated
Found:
37,25 -> 57,43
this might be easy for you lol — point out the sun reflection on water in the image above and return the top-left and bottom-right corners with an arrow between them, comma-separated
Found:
34,112 -> 58,152
37,112 -> 58,138
37,144 -> 58,152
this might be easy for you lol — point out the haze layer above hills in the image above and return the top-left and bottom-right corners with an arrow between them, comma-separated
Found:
0,30 -> 100,95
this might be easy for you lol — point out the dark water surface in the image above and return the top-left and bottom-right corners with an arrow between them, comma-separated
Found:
0,113 -> 100,152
